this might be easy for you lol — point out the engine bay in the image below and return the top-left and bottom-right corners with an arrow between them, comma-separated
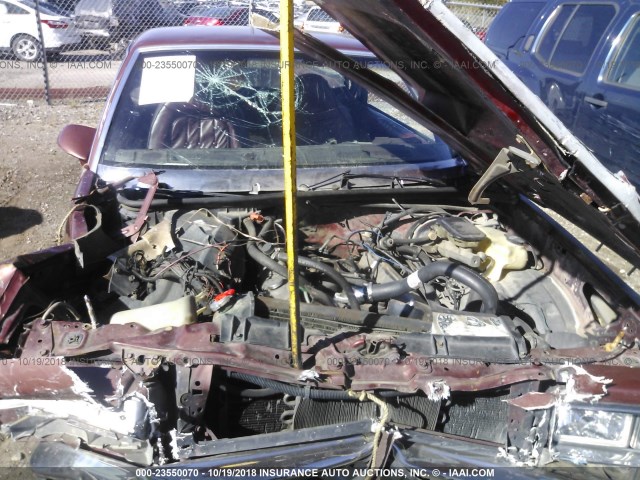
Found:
106,199 -> 595,353
3,192 -> 626,466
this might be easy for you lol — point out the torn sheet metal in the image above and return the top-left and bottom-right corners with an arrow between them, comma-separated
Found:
505,392 -> 557,411
559,365 -> 612,404
298,369 -> 321,382
425,380 -> 450,401
5,410 -> 154,465
0,398 -> 145,438
0,374 -> 155,465
507,365 -> 612,413
0,361 -> 93,400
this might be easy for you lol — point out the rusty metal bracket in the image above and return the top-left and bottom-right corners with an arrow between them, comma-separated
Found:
121,172 -> 159,243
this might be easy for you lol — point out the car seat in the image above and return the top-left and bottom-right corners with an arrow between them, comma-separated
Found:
294,73 -> 355,145
148,102 -> 239,149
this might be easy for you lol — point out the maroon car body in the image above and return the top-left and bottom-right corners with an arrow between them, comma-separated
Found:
2,1 -> 640,477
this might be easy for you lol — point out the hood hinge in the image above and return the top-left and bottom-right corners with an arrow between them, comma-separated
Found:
469,144 -> 541,205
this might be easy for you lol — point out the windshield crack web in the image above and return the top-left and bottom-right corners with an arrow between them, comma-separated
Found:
194,61 -> 306,146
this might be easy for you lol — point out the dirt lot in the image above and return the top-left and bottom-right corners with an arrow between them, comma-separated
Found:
0,101 -> 105,479
0,102 -> 102,260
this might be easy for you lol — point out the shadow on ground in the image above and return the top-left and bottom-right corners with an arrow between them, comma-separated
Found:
0,207 -> 43,239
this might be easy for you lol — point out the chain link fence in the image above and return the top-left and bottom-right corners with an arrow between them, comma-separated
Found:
444,0 -> 503,40
0,0 -> 502,104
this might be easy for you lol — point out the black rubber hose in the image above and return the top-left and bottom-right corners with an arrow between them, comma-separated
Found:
257,217 -> 275,239
395,246 -> 432,269
243,218 -> 333,306
275,252 -> 360,310
369,260 -> 498,314
244,218 -> 287,275
381,207 -> 423,228
406,214 -> 439,239
246,241 -> 287,279
387,235 -> 433,245
230,371 -> 352,400
381,207 -> 448,230
395,246 -> 422,258
219,383 -> 280,398
228,371 -> 409,400
244,218 -> 359,310
343,276 -> 368,286
246,240 -> 340,304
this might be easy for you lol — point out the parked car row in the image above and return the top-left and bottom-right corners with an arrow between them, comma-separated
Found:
0,0 -> 81,61
183,5 -> 248,27
485,0 -> 640,188
0,0 -> 350,61
72,0 -> 185,52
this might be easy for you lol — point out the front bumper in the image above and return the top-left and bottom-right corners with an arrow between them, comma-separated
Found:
22,420 -> 637,480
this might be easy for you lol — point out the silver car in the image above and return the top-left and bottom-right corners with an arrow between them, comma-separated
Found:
300,6 -> 344,34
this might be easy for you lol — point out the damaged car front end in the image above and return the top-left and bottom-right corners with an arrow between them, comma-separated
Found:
2,0 -> 640,477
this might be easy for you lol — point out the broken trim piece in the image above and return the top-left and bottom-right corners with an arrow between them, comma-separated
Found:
121,171 -> 160,243
468,146 -> 541,205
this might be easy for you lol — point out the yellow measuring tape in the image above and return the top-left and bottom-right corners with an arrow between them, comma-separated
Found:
279,0 -> 302,369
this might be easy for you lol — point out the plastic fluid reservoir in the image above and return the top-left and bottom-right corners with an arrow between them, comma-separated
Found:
476,226 -> 528,282
110,296 -> 197,330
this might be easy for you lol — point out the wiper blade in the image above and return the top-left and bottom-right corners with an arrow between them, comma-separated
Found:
345,172 -> 447,187
157,189 -> 243,199
120,187 -> 243,200
300,170 -> 446,191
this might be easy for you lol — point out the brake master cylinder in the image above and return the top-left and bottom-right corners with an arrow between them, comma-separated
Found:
425,217 -> 527,281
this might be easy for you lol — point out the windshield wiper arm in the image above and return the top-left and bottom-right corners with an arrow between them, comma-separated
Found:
119,187 -> 245,199
300,170 -> 352,191
345,173 -> 446,187
300,170 -> 446,191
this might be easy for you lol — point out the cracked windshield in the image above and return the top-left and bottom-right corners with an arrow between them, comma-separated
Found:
100,51 -> 455,184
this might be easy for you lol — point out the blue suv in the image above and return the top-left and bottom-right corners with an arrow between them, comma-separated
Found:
485,0 -> 640,188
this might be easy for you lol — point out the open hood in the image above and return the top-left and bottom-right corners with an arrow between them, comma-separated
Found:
297,0 -> 640,268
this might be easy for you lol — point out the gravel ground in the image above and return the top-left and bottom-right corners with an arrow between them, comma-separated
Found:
0,101 -> 103,261
0,437 -> 39,480
0,101 -> 638,475
0,101 -> 103,480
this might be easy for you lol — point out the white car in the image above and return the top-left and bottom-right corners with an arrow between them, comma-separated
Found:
299,6 -> 344,34
0,0 -> 81,61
